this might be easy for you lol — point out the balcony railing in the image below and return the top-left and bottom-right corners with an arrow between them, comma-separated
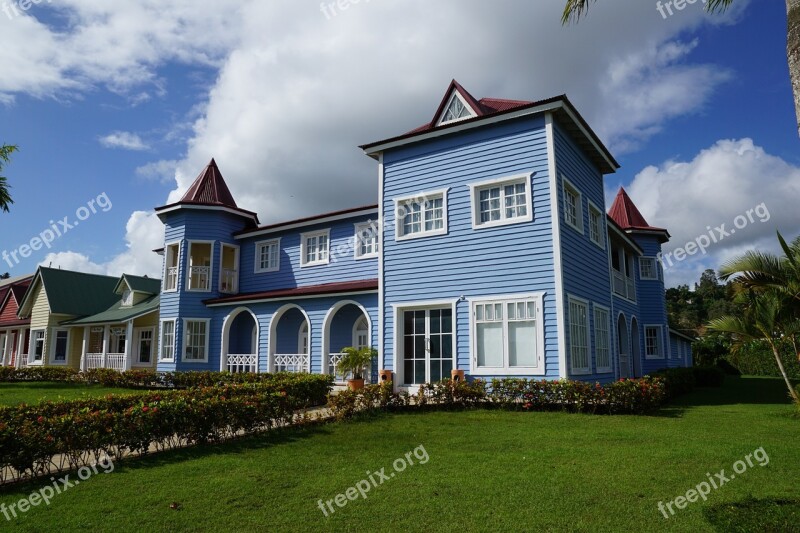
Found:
227,353 -> 257,374
220,268 -> 239,294
273,354 -> 309,373
188,266 -> 211,291
612,270 -> 636,301
327,352 -> 349,383
165,266 -> 178,291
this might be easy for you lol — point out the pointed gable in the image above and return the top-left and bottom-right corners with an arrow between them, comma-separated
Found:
608,188 -> 670,241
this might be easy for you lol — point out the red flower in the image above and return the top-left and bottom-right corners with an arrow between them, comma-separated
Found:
142,406 -> 150,412
37,416 -> 45,424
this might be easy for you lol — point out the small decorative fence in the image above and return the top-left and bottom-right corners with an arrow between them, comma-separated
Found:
86,354 -> 126,372
227,354 -> 257,374
273,354 -> 309,373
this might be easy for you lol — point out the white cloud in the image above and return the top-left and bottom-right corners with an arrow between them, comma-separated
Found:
99,131 -> 149,151
625,138 -> 800,287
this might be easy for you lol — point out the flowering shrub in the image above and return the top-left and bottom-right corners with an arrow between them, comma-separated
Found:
0,374 -> 333,483
652,368 -> 696,399
0,367 -> 80,383
329,377 -> 667,420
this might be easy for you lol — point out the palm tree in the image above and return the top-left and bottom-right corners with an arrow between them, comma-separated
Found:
708,290 -> 800,402
719,232 -> 800,304
0,144 -> 17,212
562,0 -> 800,138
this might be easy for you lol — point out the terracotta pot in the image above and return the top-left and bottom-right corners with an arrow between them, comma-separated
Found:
451,369 -> 465,382
379,369 -> 393,383
347,378 -> 365,391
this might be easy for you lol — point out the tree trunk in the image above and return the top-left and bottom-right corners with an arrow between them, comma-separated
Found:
789,0 -> 800,137
770,342 -> 799,402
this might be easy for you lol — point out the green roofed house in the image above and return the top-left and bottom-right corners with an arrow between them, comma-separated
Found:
16,268 -> 161,371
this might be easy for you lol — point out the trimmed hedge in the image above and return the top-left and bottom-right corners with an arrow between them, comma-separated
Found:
651,367 -> 725,399
693,366 -> 726,388
0,373 -> 333,484
328,377 -> 667,420
0,367 -> 305,390
725,341 -> 800,379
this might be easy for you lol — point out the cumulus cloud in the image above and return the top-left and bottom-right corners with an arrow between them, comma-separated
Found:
625,138 -> 800,287
99,131 -> 149,151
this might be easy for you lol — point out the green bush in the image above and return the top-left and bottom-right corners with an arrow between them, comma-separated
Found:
715,359 -> 742,376
692,366 -> 725,388
0,373 -> 333,482
726,341 -> 800,379
652,368 -> 696,399
0,367 -> 80,383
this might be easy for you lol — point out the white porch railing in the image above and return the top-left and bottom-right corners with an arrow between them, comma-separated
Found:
612,270 -> 636,301
227,353 -> 257,373
220,269 -> 238,294
189,266 -> 211,291
273,354 -> 309,373
327,352 -> 348,383
165,266 -> 178,291
86,353 -> 126,372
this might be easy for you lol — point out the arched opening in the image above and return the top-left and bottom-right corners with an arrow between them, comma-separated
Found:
269,305 -> 311,373
221,307 -> 259,373
630,317 -> 642,378
617,314 -> 630,379
322,301 -> 373,384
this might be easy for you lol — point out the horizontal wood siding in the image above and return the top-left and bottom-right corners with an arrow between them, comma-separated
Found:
633,235 -> 673,373
554,122 -> 615,382
381,116 -> 559,379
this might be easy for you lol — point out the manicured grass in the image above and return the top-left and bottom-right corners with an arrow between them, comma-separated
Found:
1,377 -> 798,532
0,382 -> 136,406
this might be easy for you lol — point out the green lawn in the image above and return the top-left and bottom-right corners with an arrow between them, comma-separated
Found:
0,382 -> 136,406
1,377 -> 798,532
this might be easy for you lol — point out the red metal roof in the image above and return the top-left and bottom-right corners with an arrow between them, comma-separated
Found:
234,204 -> 378,237
205,279 -> 379,306
0,278 -> 31,327
608,187 -> 669,237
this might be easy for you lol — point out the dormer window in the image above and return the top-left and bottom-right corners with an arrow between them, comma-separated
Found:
122,289 -> 133,307
438,92 -> 476,126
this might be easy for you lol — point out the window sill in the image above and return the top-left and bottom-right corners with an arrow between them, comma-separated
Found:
471,367 -> 545,377
354,253 -> 379,261
472,215 -> 532,231
396,229 -> 448,242
300,261 -> 330,268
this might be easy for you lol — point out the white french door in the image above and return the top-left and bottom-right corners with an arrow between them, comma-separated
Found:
401,308 -> 454,386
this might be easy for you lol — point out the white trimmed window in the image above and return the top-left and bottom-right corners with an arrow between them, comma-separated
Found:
354,222 -> 379,259
645,325 -> 664,359
255,239 -> 280,273
588,202 -> 604,248
301,230 -> 330,267
50,329 -> 69,364
31,330 -> 45,362
186,241 -> 213,292
568,297 -> 590,374
164,242 -> 180,292
594,305 -> 612,373
469,174 -> 533,228
438,92 -> 476,126
471,294 -> 544,375
395,189 -> 448,240
640,257 -> 659,280
136,328 -> 155,364
183,319 -> 210,362
160,320 -> 176,362
122,289 -> 134,307
562,177 -> 583,233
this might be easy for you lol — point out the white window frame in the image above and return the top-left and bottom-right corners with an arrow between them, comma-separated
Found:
354,222 -> 379,260
30,329 -> 45,364
436,91 -> 478,126
134,327 -> 156,366
562,176 -> 583,234
49,328 -> 70,365
469,292 -> 546,376
163,241 -> 181,293
122,289 -> 134,307
300,229 -> 331,267
639,257 -> 659,281
593,304 -> 612,374
218,243 -> 240,294
644,325 -> 665,360
182,318 -> 211,363
255,238 -> 281,273
159,319 -> 176,362
468,173 -> 534,229
568,296 -> 591,375
186,240 -> 214,293
588,201 -> 605,249
393,299 -> 459,388
394,188 -> 449,241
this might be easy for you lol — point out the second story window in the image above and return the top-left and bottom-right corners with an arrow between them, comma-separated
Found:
301,230 -> 330,267
588,202 -> 604,248
640,257 -> 659,281
219,244 -> 240,294
164,242 -> 180,292
470,174 -> 532,229
395,189 -> 448,240
255,239 -> 280,273
562,177 -> 583,233
611,243 -> 637,302
187,241 -> 213,292
354,222 -> 379,259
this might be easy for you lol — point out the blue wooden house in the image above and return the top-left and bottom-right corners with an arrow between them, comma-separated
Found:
154,80 -> 693,387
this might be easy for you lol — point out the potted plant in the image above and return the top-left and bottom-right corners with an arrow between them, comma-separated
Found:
337,346 -> 377,390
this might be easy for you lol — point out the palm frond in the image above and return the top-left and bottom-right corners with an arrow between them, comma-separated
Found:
704,0 -> 734,13
561,0 -> 594,25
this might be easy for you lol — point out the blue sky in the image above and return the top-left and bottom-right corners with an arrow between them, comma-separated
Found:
0,0 -> 797,288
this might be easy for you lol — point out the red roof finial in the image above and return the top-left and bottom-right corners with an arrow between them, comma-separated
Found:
180,158 -> 238,209
608,187 -> 670,240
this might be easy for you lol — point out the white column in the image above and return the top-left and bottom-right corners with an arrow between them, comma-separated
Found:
1,332 -> 9,366
124,321 -> 134,371
80,326 -> 89,372
15,328 -> 26,369
102,325 -> 109,369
